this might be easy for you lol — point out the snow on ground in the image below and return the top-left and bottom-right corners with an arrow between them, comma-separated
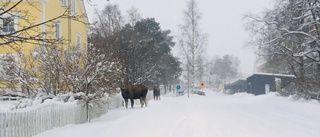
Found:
34,89 -> 320,137
0,100 -> 19,111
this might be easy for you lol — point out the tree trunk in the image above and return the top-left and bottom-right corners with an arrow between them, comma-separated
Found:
86,100 -> 90,122
164,84 -> 167,94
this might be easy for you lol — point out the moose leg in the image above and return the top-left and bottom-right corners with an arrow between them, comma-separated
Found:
140,98 -> 144,108
144,97 -> 148,107
130,99 -> 134,109
124,99 -> 128,109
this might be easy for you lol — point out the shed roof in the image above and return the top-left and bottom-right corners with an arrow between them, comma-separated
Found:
247,73 -> 295,79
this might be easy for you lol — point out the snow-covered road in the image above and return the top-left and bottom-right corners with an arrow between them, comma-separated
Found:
34,89 -> 320,137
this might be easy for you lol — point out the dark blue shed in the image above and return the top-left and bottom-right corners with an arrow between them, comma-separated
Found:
246,73 -> 294,95
225,79 -> 247,94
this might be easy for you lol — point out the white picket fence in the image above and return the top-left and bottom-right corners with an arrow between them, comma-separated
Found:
0,94 -> 124,137
0,92 -> 152,137
0,102 -> 87,137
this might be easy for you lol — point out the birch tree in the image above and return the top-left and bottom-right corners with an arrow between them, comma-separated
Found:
179,0 -> 207,90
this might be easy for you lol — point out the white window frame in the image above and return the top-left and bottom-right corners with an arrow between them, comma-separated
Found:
71,0 -> 76,15
60,0 -> 67,7
0,13 -> 18,34
76,33 -> 82,49
0,54 -> 18,80
54,20 -> 62,41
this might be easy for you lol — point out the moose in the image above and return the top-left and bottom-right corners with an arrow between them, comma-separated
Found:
153,85 -> 161,100
121,83 -> 148,109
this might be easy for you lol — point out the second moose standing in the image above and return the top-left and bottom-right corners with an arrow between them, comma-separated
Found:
153,85 -> 161,100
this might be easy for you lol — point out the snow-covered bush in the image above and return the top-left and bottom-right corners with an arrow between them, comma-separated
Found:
1,43 -> 123,121
279,78 -> 320,100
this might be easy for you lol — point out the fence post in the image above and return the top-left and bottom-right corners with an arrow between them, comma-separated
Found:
16,112 -> 20,137
52,104 -> 55,128
48,105 -> 51,131
18,112 -> 21,137
27,111 -> 31,137
32,110 -> 36,136
40,107 -> 43,134
22,112 -> 27,137
45,105 -> 48,131
25,112 -> 28,137
8,112 -> 12,137
0,112 -> 5,137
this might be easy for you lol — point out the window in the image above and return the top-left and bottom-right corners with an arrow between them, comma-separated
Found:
76,33 -> 82,49
0,16 -> 16,33
61,0 -> 67,7
71,0 -> 76,15
0,54 -> 17,80
54,21 -> 61,41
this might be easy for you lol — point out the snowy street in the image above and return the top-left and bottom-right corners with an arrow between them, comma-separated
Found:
34,89 -> 320,137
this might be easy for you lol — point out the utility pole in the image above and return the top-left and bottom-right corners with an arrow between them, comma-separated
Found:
187,42 -> 190,98
187,59 -> 190,98
68,0 -> 72,46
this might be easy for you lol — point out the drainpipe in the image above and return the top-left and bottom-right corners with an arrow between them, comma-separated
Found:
40,0 -> 46,40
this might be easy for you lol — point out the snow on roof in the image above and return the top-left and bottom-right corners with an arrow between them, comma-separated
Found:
247,73 -> 296,79
227,79 -> 247,85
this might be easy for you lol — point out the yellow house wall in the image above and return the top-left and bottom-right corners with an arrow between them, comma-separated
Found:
0,0 -> 88,55
0,1 -> 41,90
0,0 -> 88,91
44,0 -> 87,50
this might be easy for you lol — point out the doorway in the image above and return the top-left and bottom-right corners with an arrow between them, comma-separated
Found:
265,84 -> 270,94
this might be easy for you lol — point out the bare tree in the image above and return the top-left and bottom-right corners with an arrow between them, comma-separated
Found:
0,52 -> 39,97
211,55 -> 240,85
178,0 -> 207,91
2,42 -> 123,120
245,0 -> 320,99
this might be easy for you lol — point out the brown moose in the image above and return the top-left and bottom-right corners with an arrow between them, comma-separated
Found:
121,83 -> 148,109
153,85 -> 161,100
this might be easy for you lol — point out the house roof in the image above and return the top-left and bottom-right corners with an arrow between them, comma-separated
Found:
227,79 -> 246,84
247,73 -> 296,79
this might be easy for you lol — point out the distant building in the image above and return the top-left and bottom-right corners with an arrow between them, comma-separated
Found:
224,79 -> 247,94
246,73 -> 295,95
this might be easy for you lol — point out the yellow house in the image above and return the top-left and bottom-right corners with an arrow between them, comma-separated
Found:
0,0 -> 88,91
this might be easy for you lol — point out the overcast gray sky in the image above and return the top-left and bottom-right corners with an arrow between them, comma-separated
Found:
84,0 -> 273,77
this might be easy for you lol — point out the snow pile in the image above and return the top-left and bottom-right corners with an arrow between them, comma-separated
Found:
0,101 -> 20,111
0,92 -> 122,113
